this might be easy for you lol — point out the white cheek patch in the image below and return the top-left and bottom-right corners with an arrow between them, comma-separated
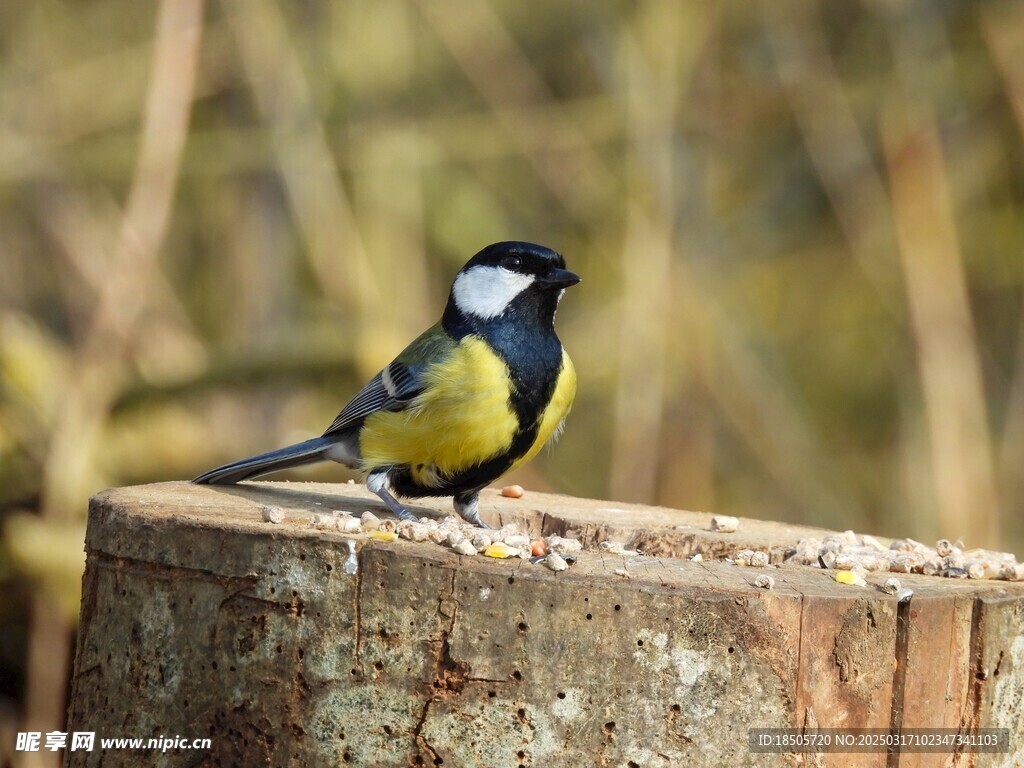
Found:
452,265 -> 535,319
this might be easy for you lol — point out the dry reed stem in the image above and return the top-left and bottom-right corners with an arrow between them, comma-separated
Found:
22,2 -> 205,762
982,6 -> 1024,533
415,0 -> 614,222
223,0 -> 380,364
37,190 -> 198,349
882,103 -> 1000,548
763,1 -> 900,306
609,5 -> 681,502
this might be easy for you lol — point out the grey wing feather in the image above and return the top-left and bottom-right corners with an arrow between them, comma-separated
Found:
322,361 -> 424,436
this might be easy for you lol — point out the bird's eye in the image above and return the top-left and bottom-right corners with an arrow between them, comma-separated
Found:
501,255 -> 522,271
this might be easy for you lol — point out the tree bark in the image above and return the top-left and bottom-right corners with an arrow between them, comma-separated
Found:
65,482 -> 1024,767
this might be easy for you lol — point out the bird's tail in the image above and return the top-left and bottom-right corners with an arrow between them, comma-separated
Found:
192,436 -> 336,485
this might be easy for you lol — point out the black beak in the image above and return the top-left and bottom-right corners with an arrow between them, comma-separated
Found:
538,268 -> 581,289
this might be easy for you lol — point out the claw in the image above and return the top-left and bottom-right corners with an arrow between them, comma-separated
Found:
454,492 -> 490,528
367,470 -> 418,522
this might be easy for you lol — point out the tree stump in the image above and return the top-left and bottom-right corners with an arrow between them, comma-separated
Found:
66,482 -> 1024,767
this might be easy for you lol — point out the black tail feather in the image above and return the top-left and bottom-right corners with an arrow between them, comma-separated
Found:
192,436 -> 336,485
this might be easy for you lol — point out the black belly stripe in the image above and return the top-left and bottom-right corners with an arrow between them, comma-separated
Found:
389,364 -> 561,499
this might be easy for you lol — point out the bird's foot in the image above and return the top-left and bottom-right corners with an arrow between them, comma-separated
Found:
454,493 -> 491,529
389,500 -> 419,522
379,489 -> 418,522
367,472 -> 418,522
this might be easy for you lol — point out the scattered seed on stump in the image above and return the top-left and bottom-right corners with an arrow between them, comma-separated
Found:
261,506 -> 285,524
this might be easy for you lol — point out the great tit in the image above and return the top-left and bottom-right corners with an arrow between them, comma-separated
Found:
193,241 -> 579,527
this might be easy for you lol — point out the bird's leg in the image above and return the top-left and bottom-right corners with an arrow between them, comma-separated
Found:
366,470 -> 417,522
454,491 -> 490,529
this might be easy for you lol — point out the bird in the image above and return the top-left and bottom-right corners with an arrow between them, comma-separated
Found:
193,241 -> 579,528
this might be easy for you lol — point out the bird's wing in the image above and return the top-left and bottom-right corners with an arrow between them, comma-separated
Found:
321,361 -> 423,436
322,323 -> 456,437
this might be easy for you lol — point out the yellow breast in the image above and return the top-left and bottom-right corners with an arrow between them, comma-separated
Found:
359,337 -> 520,483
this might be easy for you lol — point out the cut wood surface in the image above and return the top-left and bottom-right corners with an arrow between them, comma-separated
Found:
66,482 -> 1024,767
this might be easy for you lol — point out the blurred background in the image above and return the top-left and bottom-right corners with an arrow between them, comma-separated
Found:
2,0 -> 1024,763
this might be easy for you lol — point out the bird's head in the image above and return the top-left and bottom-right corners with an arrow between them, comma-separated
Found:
448,241 -> 580,325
